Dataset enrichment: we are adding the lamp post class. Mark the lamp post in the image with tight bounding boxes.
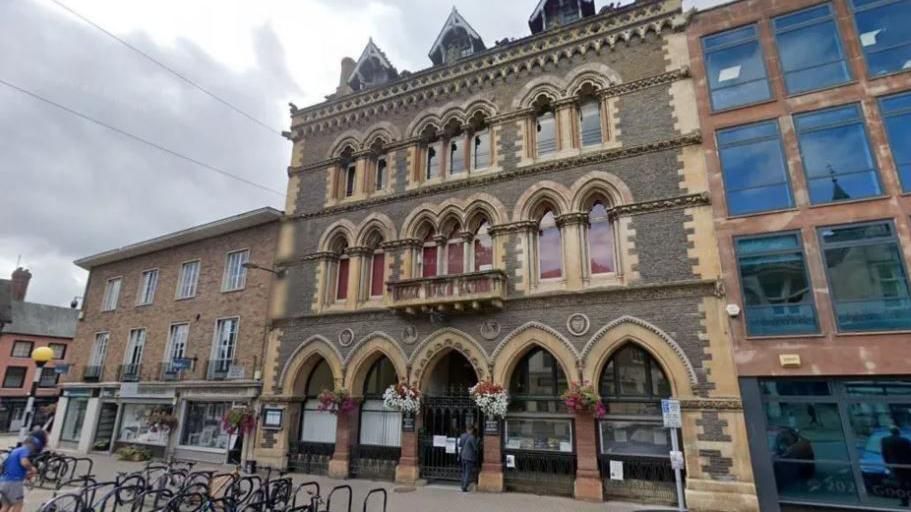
[19,346,54,441]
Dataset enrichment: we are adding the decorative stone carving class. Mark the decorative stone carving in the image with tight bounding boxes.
[479,320,501,340]
[338,328,355,347]
[566,313,591,337]
[402,325,418,345]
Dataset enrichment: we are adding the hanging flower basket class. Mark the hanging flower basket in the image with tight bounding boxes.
[146,408,179,432]
[561,382,606,419]
[382,382,422,414]
[469,380,509,419]
[222,405,256,435]
[317,388,359,415]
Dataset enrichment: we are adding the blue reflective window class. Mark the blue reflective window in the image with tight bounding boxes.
[718,120,794,215]
[850,0,911,77]
[880,91,911,192]
[702,25,772,111]
[736,233,818,336]
[794,104,882,204]
[819,221,911,332]
[773,4,851,94]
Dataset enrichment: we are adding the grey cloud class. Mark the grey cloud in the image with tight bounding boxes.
[0,0,297,305]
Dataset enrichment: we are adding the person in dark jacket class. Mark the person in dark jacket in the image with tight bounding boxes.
[458,425,479,492]
[882,426,911,506]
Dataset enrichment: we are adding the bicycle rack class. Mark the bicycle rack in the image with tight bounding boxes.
[326,484,353,512]
[363,488,388,512]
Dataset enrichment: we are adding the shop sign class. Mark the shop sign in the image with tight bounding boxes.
[662,399,681,429]
[484,418,500,435]
[172,358,193,370]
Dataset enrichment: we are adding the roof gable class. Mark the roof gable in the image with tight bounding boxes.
[348,39,398,91]
[428,7,486,66]
[529,0,596,34]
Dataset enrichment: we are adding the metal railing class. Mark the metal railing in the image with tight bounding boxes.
[117,364,141,382]
[349,445,400,481]
[598,453,679,505]
[159,360,195,381]
[503,449,576,496]
[206,358,233,380]
[288,441,334,476]
[82,365,102,381]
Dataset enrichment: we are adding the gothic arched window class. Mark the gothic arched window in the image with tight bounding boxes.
[588,202,615,275]
[538,210,562,279]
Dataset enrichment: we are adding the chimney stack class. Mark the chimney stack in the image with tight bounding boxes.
[336,57,356,96]
[11,267,31,302]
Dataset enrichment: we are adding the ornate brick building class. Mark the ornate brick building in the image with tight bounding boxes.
[255,0,757,509]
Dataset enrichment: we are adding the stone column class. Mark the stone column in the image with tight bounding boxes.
[478,425,504,492]
[395,414,419,484]
[329,409,357,478]
[557,212,587,289]
[573,411,604,502]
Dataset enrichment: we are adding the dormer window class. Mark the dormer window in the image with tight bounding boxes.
[347,39,398,92]
[528,0,595,34]
[428,8,486,66]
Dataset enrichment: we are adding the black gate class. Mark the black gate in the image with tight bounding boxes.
[288,441,334,475]
[419,394,483,482]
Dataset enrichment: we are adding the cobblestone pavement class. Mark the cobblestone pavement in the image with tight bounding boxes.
[2,436,676,511]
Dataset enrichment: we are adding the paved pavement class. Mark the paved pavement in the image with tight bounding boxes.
[2,434,675,511]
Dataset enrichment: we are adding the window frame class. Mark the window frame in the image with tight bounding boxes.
[793,102,883,205]
[472,128,491,170]
[817,219,911,332]
[374,155,387,192]
[772,2,852,96]
[701,23,773,112]
[537,210,563,281]
[124,328,147,366]
[11,340,34,358]
[211,316,240,364]
[101,276,122,312]
[2,366,27,388]
[176,259,201,300]
[535,110,558,157]
[38,367,59,388]
[878,90,911,192]
[136,268,159,306]
[222,249,250,292]
[733,230,820,336]
[587,202,617,276]
[848,0,911,78]
[716,118,796,216]
[49,343,67,360]
[345,162,357,197]
[166,322,190,362]
[578,97,604,147]
[369,250,385,298]
[89,331,110,367]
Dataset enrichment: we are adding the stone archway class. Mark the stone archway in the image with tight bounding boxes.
[492,322,579,387]
[344,335,408,395]
[409,328,490,389]
[280,336,344,395]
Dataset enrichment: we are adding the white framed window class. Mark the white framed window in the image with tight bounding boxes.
[222,250,249,291]
[49,343,66,360]
[136,269,159,305]
[212,317,239,363]
[124,328,146,366]
[89,332,109,366]
[176,260,200,299]
[101,277,122,311]
[11,340,33,358]
[166,323,189,361]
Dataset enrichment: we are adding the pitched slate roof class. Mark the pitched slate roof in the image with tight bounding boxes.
[347,39,398,91]
[6,301,78,339]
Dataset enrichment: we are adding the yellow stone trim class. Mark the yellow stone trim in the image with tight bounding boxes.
[410,328,491,388]
[343,335,409,393]
[492,323,579,385]
[279,335,345,394]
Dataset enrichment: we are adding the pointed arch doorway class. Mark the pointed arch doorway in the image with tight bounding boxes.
[419,349,483,482]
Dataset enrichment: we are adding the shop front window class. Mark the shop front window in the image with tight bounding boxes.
[118,404,172,446]
[61,399,88,442]
[300,359,337,444]
[757,378,911,509]
[504,418,573,452]
[180,402,230,450]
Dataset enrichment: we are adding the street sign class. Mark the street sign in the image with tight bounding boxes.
[172,358,192,370]
[227,365,245,380]
[53,364,70,375]
[670,450,685,470]
[662,399,681,428]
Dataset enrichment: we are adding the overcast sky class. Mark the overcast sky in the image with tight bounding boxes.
[0,0,724,306]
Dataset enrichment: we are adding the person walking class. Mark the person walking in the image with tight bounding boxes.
[458,425,479,492]
[0,436,38,512]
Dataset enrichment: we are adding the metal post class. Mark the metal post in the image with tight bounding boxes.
[670,427,686,512]
[18,367,43,441]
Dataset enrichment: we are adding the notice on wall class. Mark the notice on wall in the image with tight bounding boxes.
[609,460,624,481]
[559,441,572,453]
[433,435,447,448]
[445,438,457,454]
[505,454,516,469]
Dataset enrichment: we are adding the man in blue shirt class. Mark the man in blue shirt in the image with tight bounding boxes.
[458,425,479,492]
[0,437,38,512]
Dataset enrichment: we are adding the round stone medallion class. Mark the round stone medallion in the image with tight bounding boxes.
[567,313,590,337]
[338,328,355,347]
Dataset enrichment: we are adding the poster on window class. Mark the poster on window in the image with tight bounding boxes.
[118,404,170,446]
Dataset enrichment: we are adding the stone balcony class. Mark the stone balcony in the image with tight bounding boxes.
[387,270,507,314]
